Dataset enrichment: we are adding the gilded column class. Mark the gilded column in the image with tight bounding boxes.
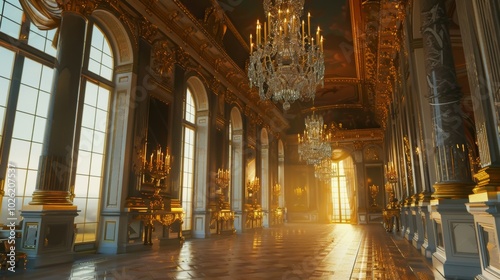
[465,0,500,194]
[421,1,480,278]
[457,1,500,279]
[421,0,475,197]
[18,0,93,267]
[30,11,89,205]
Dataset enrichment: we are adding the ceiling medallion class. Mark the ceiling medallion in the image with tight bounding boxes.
[247,0,325,110]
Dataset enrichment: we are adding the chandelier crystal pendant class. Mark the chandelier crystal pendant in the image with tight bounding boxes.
[247,0,325,110]
[314,158,335,181]
[297,111,331,165]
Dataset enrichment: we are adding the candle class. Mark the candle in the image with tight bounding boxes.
[250,34,253,53]
[256,20,260,45]
[268,12,271,35]
[320,35,324,52]
[264,22,267,44]
[150,153,153,168]
[316,26,320,48]
[302,20,305,47]
[284,18,287,36]
[308,12,311,38]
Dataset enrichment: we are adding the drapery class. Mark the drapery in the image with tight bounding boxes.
[19,0,61,30]
[342,156,356,224]
[331,149,357,223]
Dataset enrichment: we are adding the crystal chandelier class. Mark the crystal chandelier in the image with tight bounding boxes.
[314,158,335,181]
[297,111,331,165]
[247,0,325,110]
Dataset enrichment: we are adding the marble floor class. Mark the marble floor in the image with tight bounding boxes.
[1,223,439,279]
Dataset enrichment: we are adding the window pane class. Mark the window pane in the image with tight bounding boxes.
[25,170,38,197]
[87,176,101,198]
[76,150,91,175]
[82,104,96,128]
[0,1,22,39]
[21,59,42,88]
[87,25,113,81]
[40,66,54,92]
[28,142,42,170]
[17,85,38,114]
[84,82,98,106]
[36,91,50,116]
[0,46,15,79]
[90,153,103,176]
[28,25,56,56]
[0,78,11,106]
[12,112,34,140]
[74,175,89,197]
[13,169,27,196]
[8,139,30,169]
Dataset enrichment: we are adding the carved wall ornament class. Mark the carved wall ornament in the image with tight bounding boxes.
[353,141,364,151]
[57,0,96,15]
[224,90,236,104]
[183,26,196,40]
[403,136,414,190]
[139,17,158,44]
[203,4,227,42]
[364,145,380,161]
[151,40,175,81]
[209,77,222,95]
[175,47,191,69]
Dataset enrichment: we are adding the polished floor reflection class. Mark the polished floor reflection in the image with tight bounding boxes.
[2,223,438,279]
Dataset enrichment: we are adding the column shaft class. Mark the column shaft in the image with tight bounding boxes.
[420,0,474,198]
[31,11,88,205]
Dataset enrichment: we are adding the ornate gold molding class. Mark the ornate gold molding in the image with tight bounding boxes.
[473,166,500,194]
[152,40,175,81]
[432,182,475,199]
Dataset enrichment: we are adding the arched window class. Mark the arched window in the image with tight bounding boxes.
[73,24,114,244]
[181,88,196,231]
[0,0,56,222]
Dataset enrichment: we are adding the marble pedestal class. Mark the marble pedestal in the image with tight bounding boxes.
[467,192,500,280]
[430,199,481,279]
[20,205,78,268]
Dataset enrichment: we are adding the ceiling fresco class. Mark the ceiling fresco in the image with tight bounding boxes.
[180,0,381,133]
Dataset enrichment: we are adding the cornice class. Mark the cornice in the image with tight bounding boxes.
[134,0,289,134]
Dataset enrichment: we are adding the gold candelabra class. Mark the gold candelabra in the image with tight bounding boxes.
[385,162,398,183]
[137,142,171,188]
[247,177,260,206]
[272,183,281,206]
[216,168,230,209]
[385,182,398,209]
[369,184,379,207]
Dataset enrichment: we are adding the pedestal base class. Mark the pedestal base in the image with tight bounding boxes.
[419,201,436,259]
[20,205,78,268]
[467,192,500,280]
[430,199,480,279]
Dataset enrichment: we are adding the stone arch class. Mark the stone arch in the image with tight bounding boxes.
[92,10,134,66]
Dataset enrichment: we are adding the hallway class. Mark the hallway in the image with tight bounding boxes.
[3,223,438,279]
